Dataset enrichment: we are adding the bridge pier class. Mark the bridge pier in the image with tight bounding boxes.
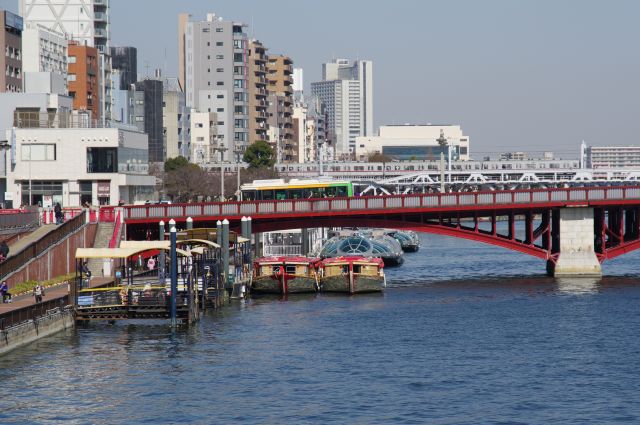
[548,207,602,277]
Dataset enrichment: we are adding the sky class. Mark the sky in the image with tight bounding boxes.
[4,0,640,158]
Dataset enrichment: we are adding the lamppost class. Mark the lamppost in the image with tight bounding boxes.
[211,142,227,202]
[436,129,448,193]
[234,147,243,201]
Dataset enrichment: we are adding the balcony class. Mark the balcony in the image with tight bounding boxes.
[94,28,108,38]
[94,11,107,21]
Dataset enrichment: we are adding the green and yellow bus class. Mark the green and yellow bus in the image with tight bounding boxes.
[240,179,354,201]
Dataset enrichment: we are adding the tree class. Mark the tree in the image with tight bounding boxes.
[164,163,214,202]
[164,156,190,172]
[367,152,393,163]
[243,140,275,169]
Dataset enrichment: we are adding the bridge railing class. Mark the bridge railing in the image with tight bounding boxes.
[122,186,640,220]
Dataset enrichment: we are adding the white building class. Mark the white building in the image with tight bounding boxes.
[21,0,112,124]
[21,22,67,95]
[584,144,640,169]
[190,109,217,165]
[182,13,248,156]
[310,59,373,158]
[355,124,470,162]
[5,125,154,207]
[163,77,190,160]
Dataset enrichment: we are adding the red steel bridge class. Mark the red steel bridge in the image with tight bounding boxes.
[122,185,640,274]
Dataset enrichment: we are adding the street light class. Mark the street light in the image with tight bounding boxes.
[436,129,448,193]
[211,142,227,202]
[234,147,243,201]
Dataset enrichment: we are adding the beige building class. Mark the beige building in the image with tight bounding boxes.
[247,40,268,145]
[190,109,217,165]
[355,124,470,162]
[266,54,295,162]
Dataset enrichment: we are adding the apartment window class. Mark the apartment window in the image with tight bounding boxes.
[216,42,223,46]
[216,28,223,32]
[207,42,210,46]
[216,94,224,99]
[217,121,224,126]
[216,55,224,59]
[233,79,245,88]
[202,28,210,33]
[233,66,244,75]
[196,123,203,128]
[196,137,204,141]
[67,74,76,82]
[68,56,76,64]
[21,144,56,161]
[86,147,117,173]
[233,53,243,62]
[217,108,224,112]
[233,40,244,49]
[216,68,224,72]
[207,68,210,73]
[135,116,144,122]
[216,81,224,86]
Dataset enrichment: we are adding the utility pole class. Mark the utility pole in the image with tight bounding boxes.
[234,147,243,201]
[436,129,448,193]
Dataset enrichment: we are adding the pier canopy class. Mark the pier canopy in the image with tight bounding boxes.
[75,246,192,259]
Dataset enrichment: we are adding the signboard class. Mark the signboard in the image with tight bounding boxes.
[4,192,12,201]
[97,181,110,197]
[43,195,53,208]
[77,295,94,306]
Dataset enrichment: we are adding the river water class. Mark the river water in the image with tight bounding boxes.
[2,234,640,424]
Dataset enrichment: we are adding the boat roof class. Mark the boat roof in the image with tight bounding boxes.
[321,256,385,266]
[254,256,319,264]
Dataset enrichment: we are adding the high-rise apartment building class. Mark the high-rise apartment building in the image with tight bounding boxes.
[266,54,295,162]
[0,10,23,93]
[247,40,268,145]
[67,41,99,121]
[21,0,112,122]
[311,58,373,158]
[182,13,249,159]
[111,46,137,90]
[163,77,190,160]
[21,22,67,94]
[134,79,164,163]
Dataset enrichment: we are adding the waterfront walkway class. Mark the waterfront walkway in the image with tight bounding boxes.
[0,277,112,315]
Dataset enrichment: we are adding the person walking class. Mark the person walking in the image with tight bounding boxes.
[0,281,11,303]
[33,283,45,303]
[0,240,9,261]
[147,256,156,271]
[54,202,63,225]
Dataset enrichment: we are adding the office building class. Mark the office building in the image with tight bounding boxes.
[21,22,67,94]
[134,78,164,163]
[247,39,268,144]
[266,54,295,162]
[21,0,112,123]
[311,59,373,158]
[182,13,249,158]
[354,124,470,162]
[67,41,100,123]
[110,46,137,90]
[1,10,23,93]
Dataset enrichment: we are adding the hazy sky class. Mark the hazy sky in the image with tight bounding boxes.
[5,0,640,157]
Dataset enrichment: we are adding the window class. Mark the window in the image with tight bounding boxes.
[233,53,243,62]
[217,108,224,112]
[216,81,224,86]
[233,79,245,88]
[196,137,204,141]
[217,121,224,126]
[216,41,223,46]
[207,42,210,46]
[216,68,224,72]
[216,28,223,32]
[68,56,76,64]
[67,74,76,82]
[216,55,224,59]
[202,28,210,33]
[86,147,117,173]
[21,144,56,161]
[216,94,224,99]
[135,116,144,122]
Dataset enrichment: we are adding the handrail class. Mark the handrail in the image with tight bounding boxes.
[122,185,640,221]
[0,213,86,281]
[109,211,122,248]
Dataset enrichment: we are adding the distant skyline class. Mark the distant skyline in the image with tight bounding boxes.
[6,0,640,157]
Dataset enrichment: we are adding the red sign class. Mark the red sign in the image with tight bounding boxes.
[97,181,110,197]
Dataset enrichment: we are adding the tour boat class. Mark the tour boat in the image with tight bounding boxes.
[251,256,321,294]
[319,230,404,266]
[319,256,386,294]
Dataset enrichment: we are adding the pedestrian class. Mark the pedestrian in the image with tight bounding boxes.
[0,280,11,303]
[0,240,9,261]
[82,261,92,282]
[33,283,45,303]
[54,202,63,224]
[147,256,156,271]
